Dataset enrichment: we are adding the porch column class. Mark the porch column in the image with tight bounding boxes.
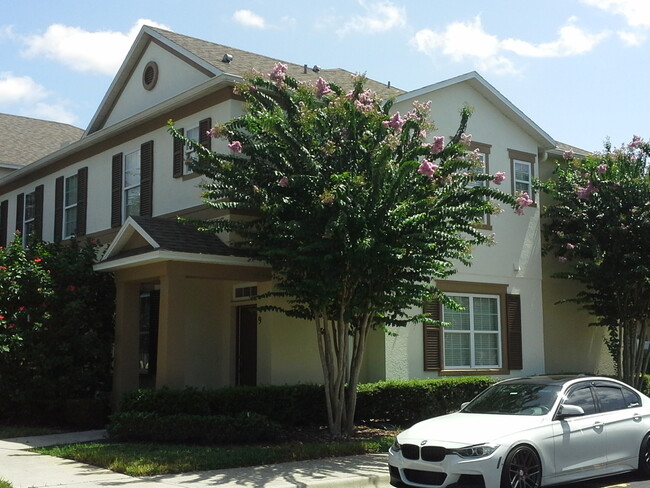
[112,279,141,409]
[156,263,186,388]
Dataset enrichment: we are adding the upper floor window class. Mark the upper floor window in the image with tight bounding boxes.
[184,126,200,175]
[111,141,153,228]
[63,174,78,239]
[23,191,36,245]
[124,148,141,220]
[173,117,211,178]
[508,149,536,203]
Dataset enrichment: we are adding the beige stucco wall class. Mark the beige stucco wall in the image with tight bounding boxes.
[385,80,547,380]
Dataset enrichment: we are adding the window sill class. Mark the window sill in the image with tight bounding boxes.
[439,368,509,376]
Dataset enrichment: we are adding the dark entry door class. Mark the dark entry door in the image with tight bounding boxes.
[139,290,159,388]
[236,305,257,386]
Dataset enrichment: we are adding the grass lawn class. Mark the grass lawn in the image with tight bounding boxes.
[35,436,394,477]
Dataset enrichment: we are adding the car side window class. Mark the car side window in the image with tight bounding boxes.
[565,386,597,415]
[594,385,627,412]
[622,387,641,408]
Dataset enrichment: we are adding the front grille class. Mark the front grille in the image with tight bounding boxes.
[401,443,447,461]
[421,446,446,462]
[402,443,421,460]
[404,469,447,486]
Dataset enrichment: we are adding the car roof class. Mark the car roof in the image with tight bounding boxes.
[497,375,612,387]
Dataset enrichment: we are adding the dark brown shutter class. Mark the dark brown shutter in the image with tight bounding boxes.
[0,200,8,248]
[199,117,212,151]
[76,167,88,236]
[140,140,154,217]
[111,153,123,228]
[506,294,523,370]
[423,300,442,371]
[34,184,44,241]
[54,176,64,242]
[15,193,24,236]
[173,127,184,178]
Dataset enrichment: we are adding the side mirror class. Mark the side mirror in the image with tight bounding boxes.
[460,402,470,410]
[557,404,585,419]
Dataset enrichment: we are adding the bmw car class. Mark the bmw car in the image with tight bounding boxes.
[388,375,650,488]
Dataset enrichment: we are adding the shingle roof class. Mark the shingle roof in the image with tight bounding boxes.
[0,113,83,167]
[150,27,404,101]
[131,216,249,257]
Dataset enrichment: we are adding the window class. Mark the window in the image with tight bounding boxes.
[124,149,141,220]
[173,118,211,178]
[594,385,627,412]
[514,160,532,195]
[443,294,501,368]
[111,141,153,228]
[184,126,199,174]
[55,168,87,241]
[63,174,78,238]
[565,385,597,415]
[15,186,43,246]
[508,149,536,203]
[467,142,491,227]
[423,281,522,373]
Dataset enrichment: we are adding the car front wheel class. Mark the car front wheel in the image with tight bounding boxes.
[638,432,650,477]
[501,445,542,488]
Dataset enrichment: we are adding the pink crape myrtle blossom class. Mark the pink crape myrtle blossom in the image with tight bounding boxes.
[515,191,533,215]
[268,63,288,84]
[563,150,574,160]
[315,77,333,98]
[628,135,644,149]
[577,181,598,200]
[430,136,445,155]
[418,159,439,178]
[558,256,568,263]
[460,133,472,146]
[278,176,289,187]
[597,163,608,174]
[492,172,506,185]
[228,141,243,153]
[383,112,405,131]
[566,243,575,250]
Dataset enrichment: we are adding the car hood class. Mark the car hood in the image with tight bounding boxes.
[397,412,547,448]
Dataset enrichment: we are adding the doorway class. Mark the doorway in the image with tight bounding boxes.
[236,305,257,386]
[138,289,159,388]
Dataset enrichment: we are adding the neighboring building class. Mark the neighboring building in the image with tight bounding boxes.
[0,26,612,406]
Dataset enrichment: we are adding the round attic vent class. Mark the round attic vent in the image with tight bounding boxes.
[142,61,159,91]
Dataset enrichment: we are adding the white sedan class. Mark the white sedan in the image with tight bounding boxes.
[388,375,650,488]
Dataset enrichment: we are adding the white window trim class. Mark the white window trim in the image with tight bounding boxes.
[184,126,200,175]
[123,148,141,220]
[63,174,78,239]
[513,159,532,196]
[442,293,502,370]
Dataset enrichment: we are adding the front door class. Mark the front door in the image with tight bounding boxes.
[236,305,257,386]
[138,289,159,389]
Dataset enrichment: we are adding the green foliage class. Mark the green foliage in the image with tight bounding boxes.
[0,235,115,423]
[108,411,281,444]
[536,139,650,388]
[355,376,496,424]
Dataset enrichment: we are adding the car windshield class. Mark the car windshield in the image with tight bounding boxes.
[463,383,561,415]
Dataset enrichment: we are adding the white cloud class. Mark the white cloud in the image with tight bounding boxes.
[618,30,647,45]
[412,16,606,75]
[501,22,608,57]
[30,102,77,125]
[582,0,650,28]
[233,10,268,29]
[0,73,48,104]
[338,0,407,35]
[21,18,170,76]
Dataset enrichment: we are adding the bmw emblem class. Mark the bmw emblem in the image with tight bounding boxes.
[421,440,427,446]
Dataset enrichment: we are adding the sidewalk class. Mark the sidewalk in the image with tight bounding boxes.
[0,430,390,488]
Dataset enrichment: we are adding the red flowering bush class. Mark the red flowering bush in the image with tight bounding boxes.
[0,235,115,424]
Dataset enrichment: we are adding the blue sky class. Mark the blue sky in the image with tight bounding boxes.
[1,0,648,152]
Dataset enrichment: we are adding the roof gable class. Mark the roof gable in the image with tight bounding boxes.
[397,72,555,150]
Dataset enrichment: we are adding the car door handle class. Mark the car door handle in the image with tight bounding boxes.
[593,421,604,430]
[633,413,642,421]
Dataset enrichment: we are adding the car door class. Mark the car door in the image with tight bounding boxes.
[551,383,609,483]
[593,382,647,470]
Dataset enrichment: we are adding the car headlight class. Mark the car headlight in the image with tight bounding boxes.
[391,438,401,452]
[451,443,499,458]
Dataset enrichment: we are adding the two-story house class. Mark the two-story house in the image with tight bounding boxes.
[0,25,612,405]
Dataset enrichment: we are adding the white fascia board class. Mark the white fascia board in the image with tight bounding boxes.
[93,250,267,272]
[397,71,556,150]
[101,216,160,261]
[0,73,239,189]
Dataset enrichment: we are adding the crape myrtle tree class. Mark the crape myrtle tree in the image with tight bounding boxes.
[171,65,531,436]
[0,234,115,423]
[536,138,650,390]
